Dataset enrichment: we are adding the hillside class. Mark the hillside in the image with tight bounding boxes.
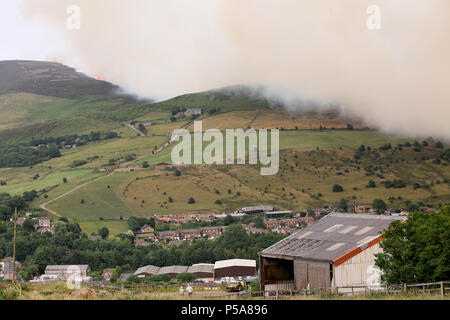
[0,60,448,236]
[0,60,117,99]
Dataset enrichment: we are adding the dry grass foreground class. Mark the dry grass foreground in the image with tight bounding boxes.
[0,282,448,300]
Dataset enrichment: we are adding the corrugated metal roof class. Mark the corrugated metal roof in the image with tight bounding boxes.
[157,266,189,275]
[134,265,160,276]
[187,264,214,274]
[260,213,405,262]
[214,259,256,269]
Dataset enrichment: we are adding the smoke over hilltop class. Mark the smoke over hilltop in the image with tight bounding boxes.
[21,0,450,139]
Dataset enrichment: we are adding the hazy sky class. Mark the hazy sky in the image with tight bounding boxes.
[1,1,449,139]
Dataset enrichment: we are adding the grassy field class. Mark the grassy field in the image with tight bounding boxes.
[77,219,129,236]
[0,89,447,235]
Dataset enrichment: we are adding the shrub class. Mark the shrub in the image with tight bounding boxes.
[332,184,344,192]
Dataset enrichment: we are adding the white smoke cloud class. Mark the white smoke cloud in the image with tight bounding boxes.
[19,0,450,139]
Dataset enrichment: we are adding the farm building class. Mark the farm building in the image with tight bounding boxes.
[187,264,215,280]
[134,265,161,278]
[157,266,189,279]
[214,259,257,279]
[45,265,91,278]
[241,206,274,214]
[259,213,405,292]
[263,211,292,219]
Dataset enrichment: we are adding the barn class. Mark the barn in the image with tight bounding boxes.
[45,265,91,278]
[134,265,160,278]
[157,266,189,279]
[214,259,257,279]
[187,264,214,280]
[259,213,405,292]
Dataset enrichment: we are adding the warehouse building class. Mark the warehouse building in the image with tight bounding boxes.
[187,264,214,280]
[134,265,160,278]
[259,213,405,292]
[45,265,91,278]
[241,206,273,214]
[157,266,189,279]
[214,259,257,280]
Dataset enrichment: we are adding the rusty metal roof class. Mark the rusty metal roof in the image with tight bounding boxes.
[260,213,405,262]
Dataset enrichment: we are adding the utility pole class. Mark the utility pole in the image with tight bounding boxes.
[12,207,17,282]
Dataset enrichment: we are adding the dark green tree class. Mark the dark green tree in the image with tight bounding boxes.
[372,199,387,214]
[375,206,450,284]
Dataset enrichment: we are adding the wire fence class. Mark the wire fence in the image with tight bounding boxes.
[89,280,449,299]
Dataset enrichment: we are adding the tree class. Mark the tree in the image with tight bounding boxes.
[224,215,236,226]
[338,199,348,212]
[375,206,450,284]
[435,141,444,149]
[372,199,387,214]
[332,184,344,192]
[138,123,147,134]
[367,180,377,188]
[188,197,195,204]
[98,227,109,239]
[254,217,265,229]
[142,161,149,168]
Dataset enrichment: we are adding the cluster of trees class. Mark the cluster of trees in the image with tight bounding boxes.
[127,216,156,233]
[0,192,37,221]
[375,205,449,284]
[30,131,119,147]
[0,144,61,168]
[0,219,285,281]
[384,180,406,189]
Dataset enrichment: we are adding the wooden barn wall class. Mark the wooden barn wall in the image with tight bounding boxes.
[307,261,330,290]
[293,260,307,290]
[333,243,382,287]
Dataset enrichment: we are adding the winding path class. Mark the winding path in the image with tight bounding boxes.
[39,135,174,218]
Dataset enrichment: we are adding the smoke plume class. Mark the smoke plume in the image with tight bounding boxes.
[20,0,450,139]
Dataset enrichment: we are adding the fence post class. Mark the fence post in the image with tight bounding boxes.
[441,282,445,298]
[385,285,389,295]
[276,290,279,300]
[351,286,354,295]
[403,283,407,293]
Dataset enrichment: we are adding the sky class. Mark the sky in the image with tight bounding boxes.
[1,0,449,139]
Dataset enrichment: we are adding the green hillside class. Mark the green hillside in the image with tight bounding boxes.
[0,60,448,237]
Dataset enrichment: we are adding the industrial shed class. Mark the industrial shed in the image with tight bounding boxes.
[187,264,214,279]
[157,266,189,279]
[214,259,257,279]
[134,265,161,278]
[45,265,91,278]
[259,213,405,291]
